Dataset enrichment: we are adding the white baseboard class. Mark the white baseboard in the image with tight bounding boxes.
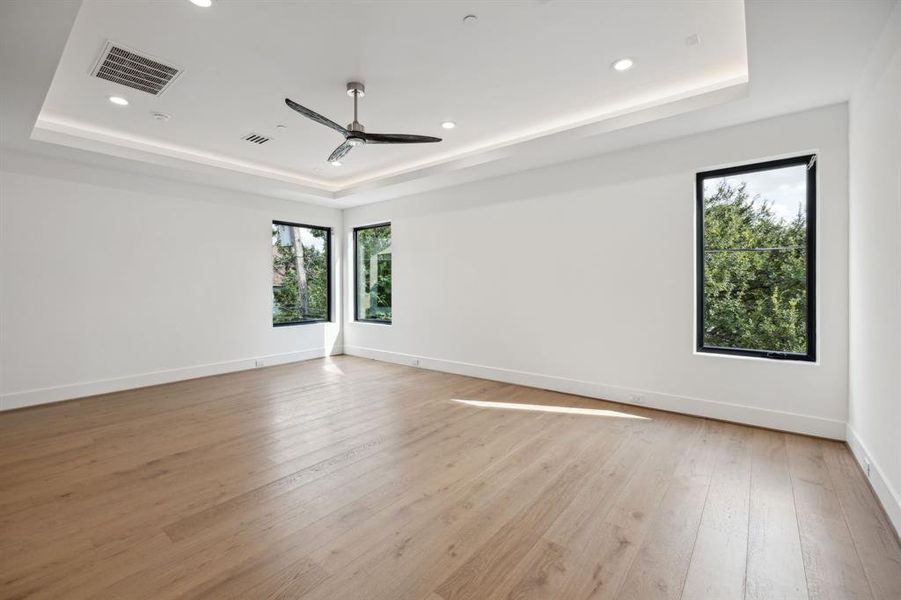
[0,346,339,411]
[344,345,846,440]
[845,424,901,536]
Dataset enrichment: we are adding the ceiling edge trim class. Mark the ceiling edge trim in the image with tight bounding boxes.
[31,73,748,201]
[336,77,751,201]
[31,114,339,196]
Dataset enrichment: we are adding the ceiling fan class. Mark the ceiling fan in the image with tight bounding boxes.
[285,82,442,164]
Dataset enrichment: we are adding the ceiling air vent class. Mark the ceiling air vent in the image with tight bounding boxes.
[242,133,271,145]
[91,41,181,96]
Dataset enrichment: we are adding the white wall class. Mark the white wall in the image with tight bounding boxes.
[0,151,342,410]
[848,2,901,532]
[344,104,849,439]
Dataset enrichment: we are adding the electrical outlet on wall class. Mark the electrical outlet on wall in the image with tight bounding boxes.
[629,394,645,405]
[254,359,264,368]
[411,359,420,367]
[864,457,872,477]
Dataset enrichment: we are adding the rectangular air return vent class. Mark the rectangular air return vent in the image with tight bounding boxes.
[91,41,181,96]
[242,133,271,145]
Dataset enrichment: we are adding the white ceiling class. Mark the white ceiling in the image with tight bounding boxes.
[33,0,747,195]
[2,1,897,207]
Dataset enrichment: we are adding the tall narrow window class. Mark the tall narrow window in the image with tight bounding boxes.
[696,155,816,361]
[354,223,392,323]
[272,221,331,326]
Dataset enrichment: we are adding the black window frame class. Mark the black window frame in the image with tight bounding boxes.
[695,154,817,362]
[353,222,392,325]
[271,220,332,327]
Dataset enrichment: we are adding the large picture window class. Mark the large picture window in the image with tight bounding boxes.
[272,221,331,326]
[354,223,392,323]
[696,155,816,361]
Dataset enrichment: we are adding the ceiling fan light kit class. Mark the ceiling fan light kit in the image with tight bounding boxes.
[285,81,442,164]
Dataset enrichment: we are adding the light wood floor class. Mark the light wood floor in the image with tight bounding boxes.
[1,357,899,600]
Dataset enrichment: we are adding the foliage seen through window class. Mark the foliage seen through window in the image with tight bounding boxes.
[355,224,392,322]
[698,157,815,360]
[272,222,330,325]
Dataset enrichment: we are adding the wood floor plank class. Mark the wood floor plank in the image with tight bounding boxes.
[1,387,460,561]
[578,415,706,600]
[164,412,544,599]
[4,395,502,597]
[1,356,899,600]
[821,440,901,600]
[680,422,753,600]
[432,424,625,600]
[298,415,617,600]
[54,393,546,599]
[0,369,419,506]
[745,428,809,600]
[482,412,704,600]
[615,419,726,600]
[786,434,875,600]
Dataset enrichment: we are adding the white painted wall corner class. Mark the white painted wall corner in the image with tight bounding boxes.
[846,424,901,536]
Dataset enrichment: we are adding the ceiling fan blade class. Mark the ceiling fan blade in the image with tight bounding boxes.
[327,140,354,163]
[362,133,442,144]
[285,98,348,135]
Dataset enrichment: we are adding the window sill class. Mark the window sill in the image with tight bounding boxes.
[353,319,392,326]
[273,320,330,328]
[693,350,819,366]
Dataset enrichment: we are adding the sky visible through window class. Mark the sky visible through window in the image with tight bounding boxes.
[297,227,325,252]
[703,164,807,223]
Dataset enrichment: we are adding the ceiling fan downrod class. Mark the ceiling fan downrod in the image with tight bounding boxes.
[346,81,365,134]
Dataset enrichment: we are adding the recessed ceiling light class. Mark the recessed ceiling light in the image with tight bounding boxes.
[441,121,456,130]
[462,14,478,23]
[330,160,342,167]
[276,124,287,130]
[189,0,212,7]
[108,95,129,106]
[151,111,171,122]
[611,58,634,72]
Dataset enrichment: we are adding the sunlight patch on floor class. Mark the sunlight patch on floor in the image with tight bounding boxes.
[322,360,345,375]
[450,399,650,419]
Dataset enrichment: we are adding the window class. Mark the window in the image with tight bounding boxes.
[696,155,816,361]
[272,221,331,326]
[354,223,392,323]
